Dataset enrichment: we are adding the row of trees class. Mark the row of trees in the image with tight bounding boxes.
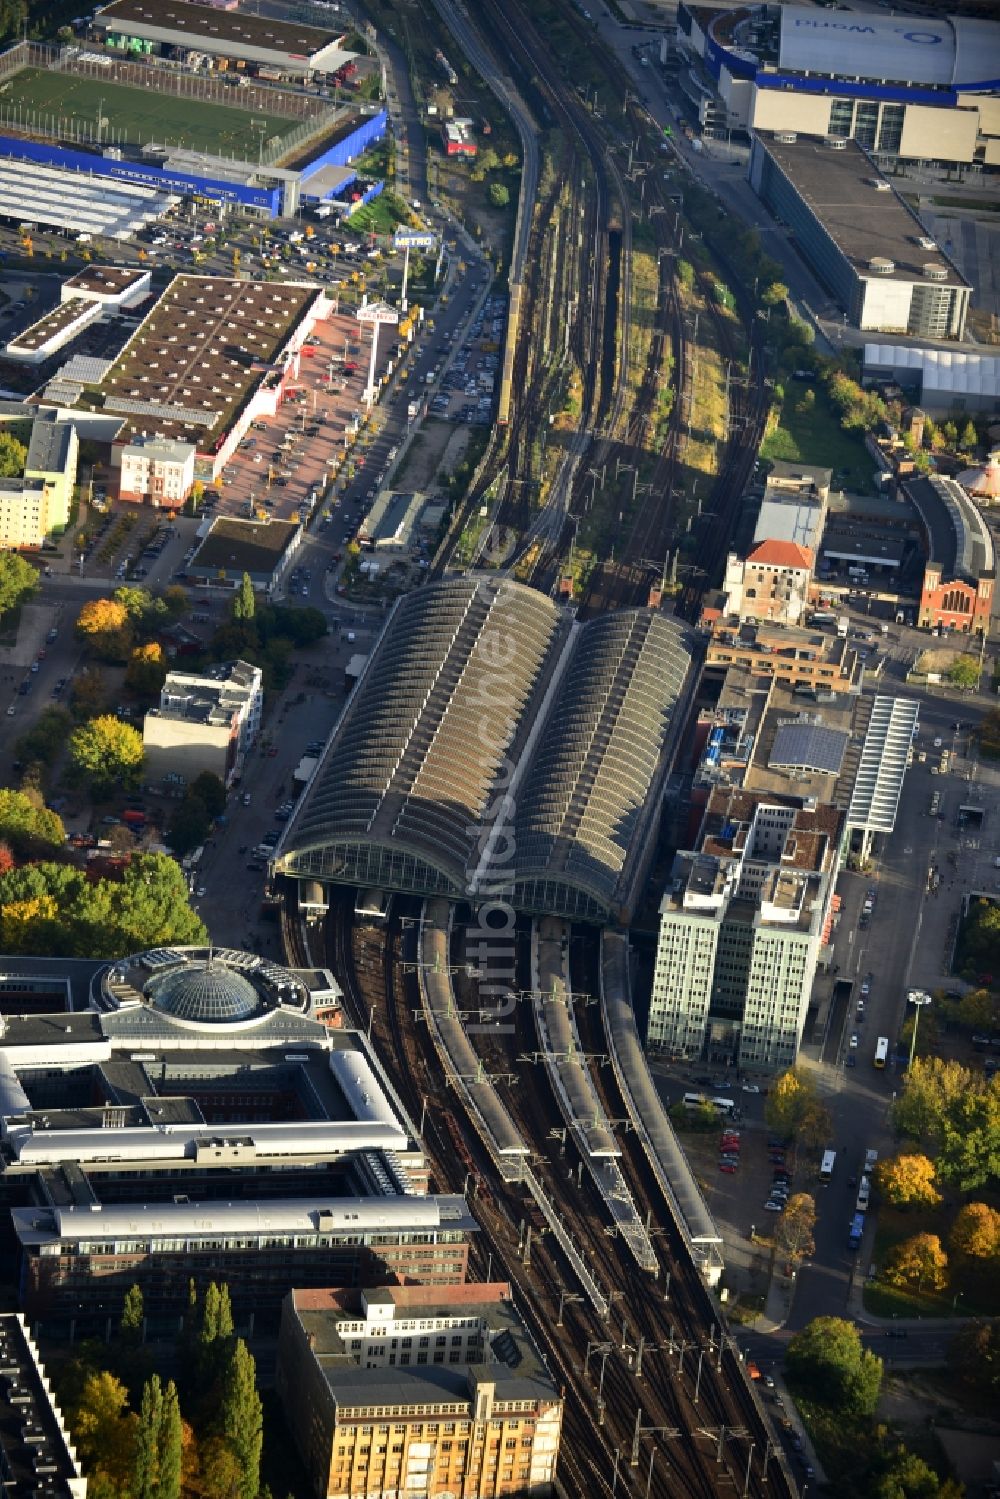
[0,849,206,956]
[890,1057,1000,1192]
[786,1318,961,1499]
[66,1283,263,1499]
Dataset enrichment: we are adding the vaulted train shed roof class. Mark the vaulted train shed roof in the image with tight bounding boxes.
[276,578,694,924]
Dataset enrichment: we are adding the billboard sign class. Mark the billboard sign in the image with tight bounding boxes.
[394,230,436,250]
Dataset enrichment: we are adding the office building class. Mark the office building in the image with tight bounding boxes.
[0,945,476,1327]
[648,786,845,1071]
[143,659,263,787]
[749,133,971,339]
[277,1283,563,1497]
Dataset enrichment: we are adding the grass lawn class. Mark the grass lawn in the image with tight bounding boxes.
[761,381,874,493]
[1,67,292,156]
[348,191,409,237]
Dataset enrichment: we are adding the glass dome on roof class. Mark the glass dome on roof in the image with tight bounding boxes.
[146,960,262,1024]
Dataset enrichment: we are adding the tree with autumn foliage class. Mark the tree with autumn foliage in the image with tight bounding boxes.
[67,1370,138,1498]
[776,1193,817,1263]
[950,1201,1000,1262]
[875,1153,941,1209]
[764,1067,830,1147]
[882,1232,948,1293]
[125,641,168,698]
[68,714,144,794]
[75,596,133,661]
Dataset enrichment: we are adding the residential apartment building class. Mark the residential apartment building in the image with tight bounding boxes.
[0,408,79,548]
[277,1283,563,1498]
[118,436,196,508]
[649,787,845,1072]
[143,659,263,788]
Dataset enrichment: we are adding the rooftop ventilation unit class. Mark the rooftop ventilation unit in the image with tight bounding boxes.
[776,131,797,143]
[824,135,848,149]
[873,180,892,192]
[869,257,895,275]
[923,263,948,281]
[917,236,936,250]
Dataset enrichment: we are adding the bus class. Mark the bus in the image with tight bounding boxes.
[819,1149,836,1184]
[848,1212,865,1250]
[874,1036,889,1070]
[682,1093,735,1117]
[856,1177,871,1213]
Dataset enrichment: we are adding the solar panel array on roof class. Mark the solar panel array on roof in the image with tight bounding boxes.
[770,722,849,775]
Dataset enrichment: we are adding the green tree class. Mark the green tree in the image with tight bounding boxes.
[159,1380,183,1499]
[947,655,979,690]
[786,1316,883,1416]
[70,665,108,721]
[936,1081,1000,1191]
[959,899,1000,979]
[942,420,958,448]
[190,772,227,822]
[232,572,256,622]
[677,259,695,291]
[120,1284,144,1346]
[959,419,978,452]
[948,1318,1000,1396]
[133,1374,163,1499]
[219,1340,263,1499]
[162,585,189,622]
[15,705,73,769]
[875,1153,941,1209]
[488,181,510,208]
[0,550,38,616]
[0,429,27,478]
[113,585,155,623]
[68,715,144,794]
[761,280,789,306]
[167,797,212,858]
[0,788,65,856]
[891,1057,973,1144]
[872,1446,944,1499]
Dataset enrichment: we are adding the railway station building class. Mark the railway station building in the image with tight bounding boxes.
[275,576,696,926]
[278,1284,563,1498]
[0,945,477,1330]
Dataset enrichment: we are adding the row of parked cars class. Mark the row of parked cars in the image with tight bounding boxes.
[764,1138,792,1212]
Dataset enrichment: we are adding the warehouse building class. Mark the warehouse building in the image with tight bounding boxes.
[749,133,971,338]
[94,0,351,76]
[62,273,324,487]
[863,343,1000,418]
[278,1283,563,1499]
[677,3,1000,173]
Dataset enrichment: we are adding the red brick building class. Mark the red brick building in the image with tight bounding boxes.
[908,476,995,636]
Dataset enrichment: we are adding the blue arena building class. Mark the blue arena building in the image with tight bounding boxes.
[675,3,1000,174]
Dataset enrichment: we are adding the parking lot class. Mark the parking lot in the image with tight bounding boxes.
[426,294,506,426]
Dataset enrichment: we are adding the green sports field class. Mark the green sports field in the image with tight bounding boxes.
[0,67,293,157]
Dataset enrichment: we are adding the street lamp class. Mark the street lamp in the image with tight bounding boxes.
[906,990,932,1070]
